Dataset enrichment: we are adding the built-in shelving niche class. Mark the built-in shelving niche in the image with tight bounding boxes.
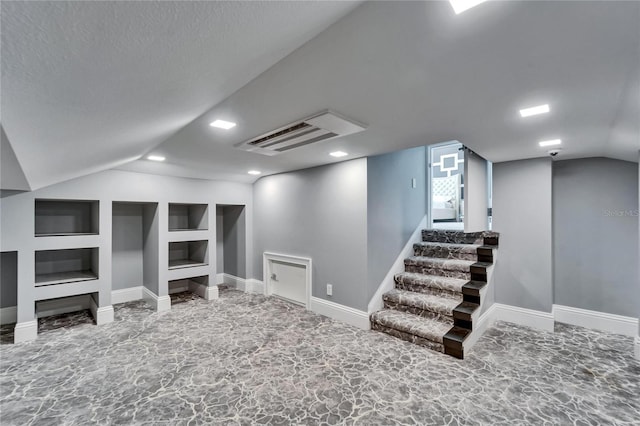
[112,202,159,294]
[168,275,209,303]
[35,248,99,287]
[1,251,18,310]
[168,240,208,270]
[35,199,99,237]
[168,203,208,231]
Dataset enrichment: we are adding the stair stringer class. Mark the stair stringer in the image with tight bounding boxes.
[462,248,498,354]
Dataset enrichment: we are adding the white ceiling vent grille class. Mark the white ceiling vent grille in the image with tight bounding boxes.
[234,110,366,156]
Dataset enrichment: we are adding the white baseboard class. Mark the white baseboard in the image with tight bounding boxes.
[0,306,17,325]
[368,216,427,313]
[216,273,224,284]
[246,278,265,294]
[89,296,114,325]
[223,273,264,294]
[142,287,171,312]
[112,286,144,304]
[552,304,639,337]
[14,320,37,343]
[464,303,497,352]
[493,303,555,332]
[310,296,370,330]
[635,336,640,361]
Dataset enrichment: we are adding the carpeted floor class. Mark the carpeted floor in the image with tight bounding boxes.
[0,289,638,425]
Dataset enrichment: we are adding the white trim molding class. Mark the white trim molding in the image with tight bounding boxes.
[0,306,17,325]
[216,273,225,285]
[368,216,426,313]
[111,286,144,304]
[89,297,114,325]
[635,336,640,361]
[492,303,555,332]
[263,252,312,308]
[552,305,639,337]
[222,273,264,294]
[142,287,171,312]
[14,320,38,343]
[310,296,370,330]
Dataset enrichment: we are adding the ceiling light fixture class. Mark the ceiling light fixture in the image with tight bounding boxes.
[147,155,166,162]
[538,139,562,147]
[449,0,488,14]
[330,151,348,158]
[209,119,237,130]
[520,104,550,118]
[247,170,261,175]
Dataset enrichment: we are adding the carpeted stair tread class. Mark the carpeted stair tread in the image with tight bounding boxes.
[405,256,474,272]
[383,289,461,316]
[370,309,452,344]
[395,272,468,294]
[413,242,480,261]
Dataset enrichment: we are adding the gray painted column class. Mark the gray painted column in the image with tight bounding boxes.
[637,151,640,361]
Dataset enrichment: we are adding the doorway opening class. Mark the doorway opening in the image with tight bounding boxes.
[216,205,247,289]
[428,141,464,230]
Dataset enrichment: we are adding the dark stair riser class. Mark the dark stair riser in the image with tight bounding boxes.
[382,299,455,324]
[413,244,478,261]
[443,327,471,359]
[371,322,444,353]
[405,264,470,280]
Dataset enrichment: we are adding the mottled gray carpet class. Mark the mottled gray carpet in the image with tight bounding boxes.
[1,289,638,425]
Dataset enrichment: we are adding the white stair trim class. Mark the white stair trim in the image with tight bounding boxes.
[368,215,427,313]
[463,303,497,352]
[223,273,264,295]
[310,296,370,330]
[552,304,638,337]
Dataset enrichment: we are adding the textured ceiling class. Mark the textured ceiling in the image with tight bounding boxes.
[2,1,639,189]
[0,0,361,189]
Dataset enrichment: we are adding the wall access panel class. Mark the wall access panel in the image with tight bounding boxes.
[35,199,99,236]
[168,240,208,270]
[35,248,99,286]
[168,203,208,231]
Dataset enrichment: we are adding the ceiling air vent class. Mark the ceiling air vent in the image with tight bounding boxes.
[234,110,366,156]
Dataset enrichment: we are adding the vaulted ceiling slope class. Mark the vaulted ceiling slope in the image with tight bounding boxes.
[0,1,361,190]
[2,1,639,190]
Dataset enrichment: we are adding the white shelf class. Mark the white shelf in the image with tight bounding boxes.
[169,228,207,232]
[168,260,208,270]
[35,270,98,287]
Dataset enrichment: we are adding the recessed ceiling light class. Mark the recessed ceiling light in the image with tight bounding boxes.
[449,0,488,14]
[248,170,261,175]
[147,155,166,162]
[209,119,237,130]
[539,139,562,147]
[330,151,348,158]
[520,104,550,118]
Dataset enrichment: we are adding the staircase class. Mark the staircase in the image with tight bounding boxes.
[370,229,499,359]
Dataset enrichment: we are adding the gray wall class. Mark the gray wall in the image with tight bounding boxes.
[112,203,144,290]
[464,151,489,232]
[223,205,246,279]
[253,159,368,310]
[367,147,425,301]
[1,251,18,308]
[493,158,553,312]
[142,204,160,294]
[216,206,224,272]
[1,126,30,191]
[553,158,639,317]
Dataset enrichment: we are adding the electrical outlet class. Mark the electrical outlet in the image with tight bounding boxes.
[326,284,333,296]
